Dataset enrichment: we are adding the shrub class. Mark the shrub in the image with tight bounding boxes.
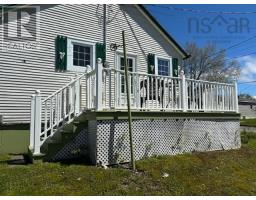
[241,134,249,144]
[241,131,256,144]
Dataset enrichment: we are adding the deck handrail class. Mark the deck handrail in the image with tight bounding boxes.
[42,74,85,103]
[42,68,96,103]
[29,65,96,155]
[103,67,182,79]
[185,78,234,86]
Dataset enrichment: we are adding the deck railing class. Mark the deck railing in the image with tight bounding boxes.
[101,65,238,113]
[102,67,184,111]
[185,78,237,112]
[29,58,238,155]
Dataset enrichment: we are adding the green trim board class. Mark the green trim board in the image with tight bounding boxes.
[96,43,106,63]
[83,110,240,121]
[147,53,155,74]
[0,123,30,130]
[55,35,67,71]
[172,58,179,77]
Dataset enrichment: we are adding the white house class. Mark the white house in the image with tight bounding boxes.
[0,4,240,164]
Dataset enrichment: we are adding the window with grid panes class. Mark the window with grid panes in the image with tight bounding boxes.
[120,57,134,94]
[157,58,170,76]
[73,44,92,67]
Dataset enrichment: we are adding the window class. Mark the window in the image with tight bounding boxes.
[73,44,91,67]
[157,58,170,76]
[117,55,136,94]
[67,38,95,72]
[120,57,133,72]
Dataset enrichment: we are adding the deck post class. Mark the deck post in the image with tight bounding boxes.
[69,77,73,118]
[33,90,41,155]
[96,58,103,111]
[180,70,187,112]
[234,80,239,113]
[75,74,80,115]
[29,94,36,151]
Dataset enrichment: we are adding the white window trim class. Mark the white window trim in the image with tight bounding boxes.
[115,52,137,98]
[67,38,96,72]
[115,50,138,71]
[155,56,172,77]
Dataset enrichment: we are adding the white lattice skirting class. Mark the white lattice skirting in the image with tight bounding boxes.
[88,118,240,165]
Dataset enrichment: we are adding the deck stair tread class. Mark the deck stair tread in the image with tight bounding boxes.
[38,112,89,162]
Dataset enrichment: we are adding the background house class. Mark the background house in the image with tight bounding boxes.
[238,95,256,119]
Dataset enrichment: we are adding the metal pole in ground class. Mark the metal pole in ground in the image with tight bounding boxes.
[103,4,107,58]
[122,30,135,171]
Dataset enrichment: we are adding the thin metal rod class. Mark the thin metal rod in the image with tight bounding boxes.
[103,4,107,58]
[122,30,135,171]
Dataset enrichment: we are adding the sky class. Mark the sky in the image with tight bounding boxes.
[145,4,256,97]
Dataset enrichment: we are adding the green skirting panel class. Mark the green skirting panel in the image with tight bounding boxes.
[0,130,29,154]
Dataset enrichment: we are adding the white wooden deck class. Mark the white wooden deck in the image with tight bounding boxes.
[29,58,239,155]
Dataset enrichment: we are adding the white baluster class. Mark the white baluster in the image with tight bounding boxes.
[44,101,47,140]
[136,74,139,109]
[50,98,53,136]
[75,74,80,115]
[109,68,112,109]
[180,70,187,111]
[199,82,202,110]
[163,77,166,110]
[171,79,174,109]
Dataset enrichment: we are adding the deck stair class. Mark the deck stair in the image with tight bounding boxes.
[28,64,96,162]
[44,121,88,161]
[40,112,89,161]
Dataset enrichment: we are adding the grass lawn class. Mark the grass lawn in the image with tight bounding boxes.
[0,134,256,195]
[240,118,256,127]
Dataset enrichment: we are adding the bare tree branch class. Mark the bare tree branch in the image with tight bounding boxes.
[184,42,241,82]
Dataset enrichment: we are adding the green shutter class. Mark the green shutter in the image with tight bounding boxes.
[147,53,155,74]
[96,43,106,63]
[172,58,179,77]
[55,35,67,71]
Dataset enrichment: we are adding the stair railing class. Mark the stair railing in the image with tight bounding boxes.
[29,65,96,155]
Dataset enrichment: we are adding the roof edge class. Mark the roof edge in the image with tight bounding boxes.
[137,4,189,59]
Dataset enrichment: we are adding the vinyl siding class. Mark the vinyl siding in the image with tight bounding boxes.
[0,4,183,124]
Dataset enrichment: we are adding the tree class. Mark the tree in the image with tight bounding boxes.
[183,42,241,82]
